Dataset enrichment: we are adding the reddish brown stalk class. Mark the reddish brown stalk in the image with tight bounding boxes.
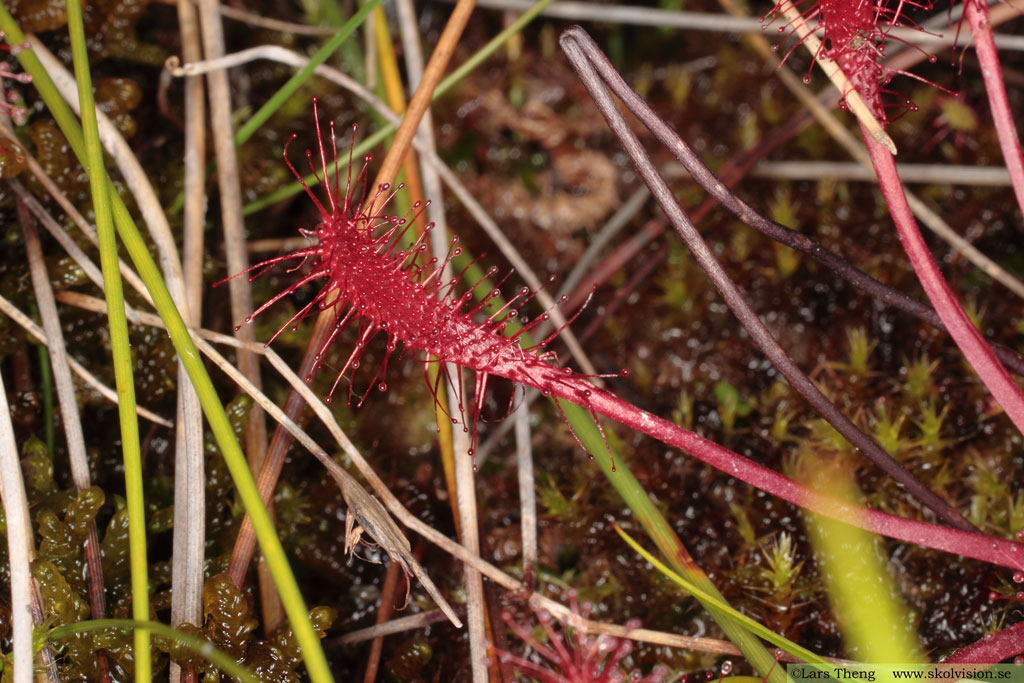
[362,559,402,683]
[962,0,1024,216]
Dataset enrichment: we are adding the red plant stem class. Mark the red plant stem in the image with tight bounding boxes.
[562,25,973,531]
[862,124,1024,434]
[943,622,1024,663]
[568,383,1024,571]
[226,323,327,587]
[964,0,1024,217]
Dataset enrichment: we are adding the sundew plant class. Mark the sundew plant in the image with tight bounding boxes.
[0,0,1023,681]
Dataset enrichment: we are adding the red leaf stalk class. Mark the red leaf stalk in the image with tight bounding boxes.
[962,0,1024,216]
[226,111,1024,572]
[862,127,1024,434]
[942,620,1024,663]
[773,1,1024,433]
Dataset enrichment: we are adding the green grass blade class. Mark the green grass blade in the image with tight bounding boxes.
[62,1,149,678]
[48,619,259,683]
[234,0,380,147]
[0,8,335,681]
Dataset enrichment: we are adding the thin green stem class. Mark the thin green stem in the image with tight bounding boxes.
[166,0,381,215]
[63,0,148,679]
[235,0,380,147]
[0,8,334,682]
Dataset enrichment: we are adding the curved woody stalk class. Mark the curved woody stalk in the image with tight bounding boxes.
[224,108,1024,573]
[762,0,1024,434]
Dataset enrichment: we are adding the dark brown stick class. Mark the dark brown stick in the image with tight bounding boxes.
[560,25,974,532]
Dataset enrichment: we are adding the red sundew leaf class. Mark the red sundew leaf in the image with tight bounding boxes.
[763,0,945,124]
[217,100,623,466]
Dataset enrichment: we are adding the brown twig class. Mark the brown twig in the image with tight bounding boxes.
[362,555,404,683]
